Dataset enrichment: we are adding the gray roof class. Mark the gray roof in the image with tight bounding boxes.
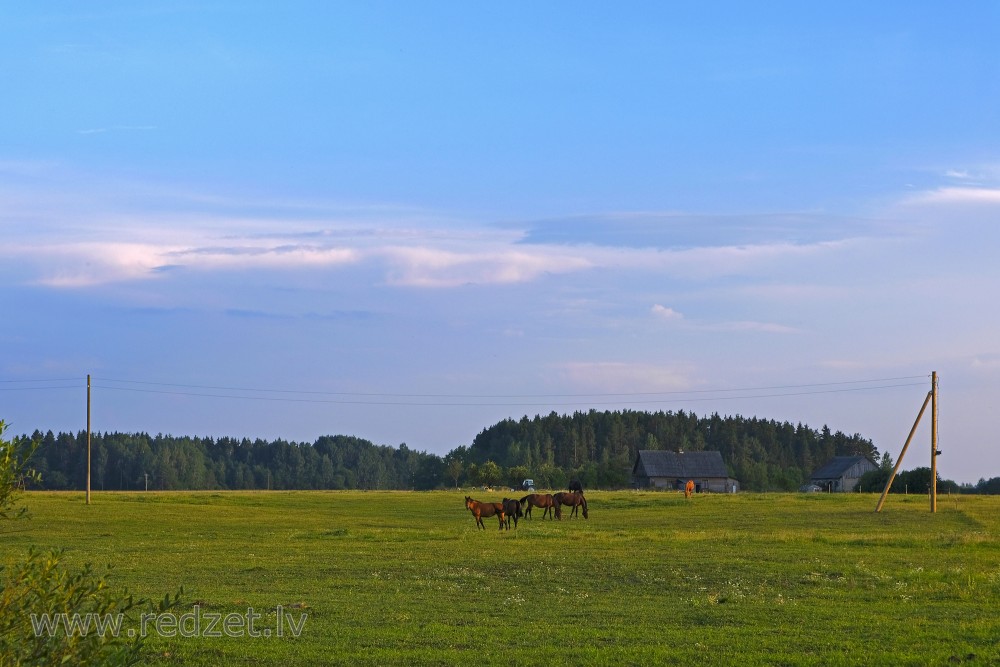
[633,450,730,479]
[810,456,876,480]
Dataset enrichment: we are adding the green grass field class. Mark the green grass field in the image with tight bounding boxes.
[4,490,999,666]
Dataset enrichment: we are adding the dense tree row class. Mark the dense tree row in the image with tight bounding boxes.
[460,409,879,491]
[15,409,972,493]
[22,431,443,491]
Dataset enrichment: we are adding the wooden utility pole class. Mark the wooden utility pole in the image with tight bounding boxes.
[86,374,91,505]
[875,390,931,512]
[931,371,939,513]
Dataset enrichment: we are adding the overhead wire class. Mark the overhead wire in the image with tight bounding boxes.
[3,374,931,407]
[89,377,929,407]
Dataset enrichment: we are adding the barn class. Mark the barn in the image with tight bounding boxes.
[809,455,878,492]
[631,450,739,493]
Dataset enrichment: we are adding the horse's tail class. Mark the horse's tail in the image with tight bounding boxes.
[519,495,530,505]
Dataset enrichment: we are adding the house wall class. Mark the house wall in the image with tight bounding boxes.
[814,460,878,492]
[634,475,672,489]
[842,460,877,491]
[641,476,737,492]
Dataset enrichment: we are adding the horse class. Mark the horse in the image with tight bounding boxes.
[465,496,506,531]
[568,479,584,494]
[684,480,695,499]
[553,491,588,519]
[519,493,558,520]
[501,498,523,530]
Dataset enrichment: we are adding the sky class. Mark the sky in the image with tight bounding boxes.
[2,2,999,484]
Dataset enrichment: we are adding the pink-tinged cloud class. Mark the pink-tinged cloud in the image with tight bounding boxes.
[907,187,1000,205]
[380,246,593,287]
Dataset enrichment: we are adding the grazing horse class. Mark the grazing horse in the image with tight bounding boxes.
[568,479,584,495]
[684,480,695,499]
[519,493,558,520]
[553,491,588,519]
[465,496,506,531]
[501,498,523,530]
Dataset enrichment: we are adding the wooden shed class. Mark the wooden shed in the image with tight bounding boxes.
[631,450,739,493]
[809,455,878,492]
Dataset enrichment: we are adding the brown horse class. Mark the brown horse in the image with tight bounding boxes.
[465,496,506,531]
[519,493,557,520]
[501,498,523,530]
[553,491,588,519]
[684,480,695,499]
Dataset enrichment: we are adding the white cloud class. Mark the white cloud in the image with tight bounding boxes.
[971,355,1000,372]
[651,304,683,320]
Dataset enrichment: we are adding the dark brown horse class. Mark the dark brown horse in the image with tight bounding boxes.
[465,496,506,531]
[553,491,588,519]
[501,498,523,530]
[519,493,557,520]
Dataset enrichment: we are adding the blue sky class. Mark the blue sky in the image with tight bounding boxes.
[3,2,999,483]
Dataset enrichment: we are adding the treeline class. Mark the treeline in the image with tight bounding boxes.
[458,410,879,491]
[22,431,444,491]
[16,409,977,492]
[857,465,979,495]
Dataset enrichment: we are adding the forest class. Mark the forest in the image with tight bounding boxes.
[14,408,981,492]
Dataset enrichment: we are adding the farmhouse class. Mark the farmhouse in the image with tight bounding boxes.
[809,455,878,492]
[631,450,739,493]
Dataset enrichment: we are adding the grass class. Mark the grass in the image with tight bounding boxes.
[3,490,999,665]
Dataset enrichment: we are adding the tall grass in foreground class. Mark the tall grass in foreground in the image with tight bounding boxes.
[3,491,998,666]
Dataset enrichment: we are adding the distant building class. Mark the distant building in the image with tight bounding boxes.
[631,450,739,493]
[809,456,878,492]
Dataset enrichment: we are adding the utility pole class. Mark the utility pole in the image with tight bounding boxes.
[86,374,91,505]
[931,371,939,513]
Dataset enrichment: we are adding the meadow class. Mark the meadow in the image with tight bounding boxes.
[4,490,999,666]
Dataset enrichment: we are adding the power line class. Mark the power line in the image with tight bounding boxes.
[91,374,929,400]
[0,378,82,383]
[91,380,928,407]
[3,373,931,406]
[0,385,80,392]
